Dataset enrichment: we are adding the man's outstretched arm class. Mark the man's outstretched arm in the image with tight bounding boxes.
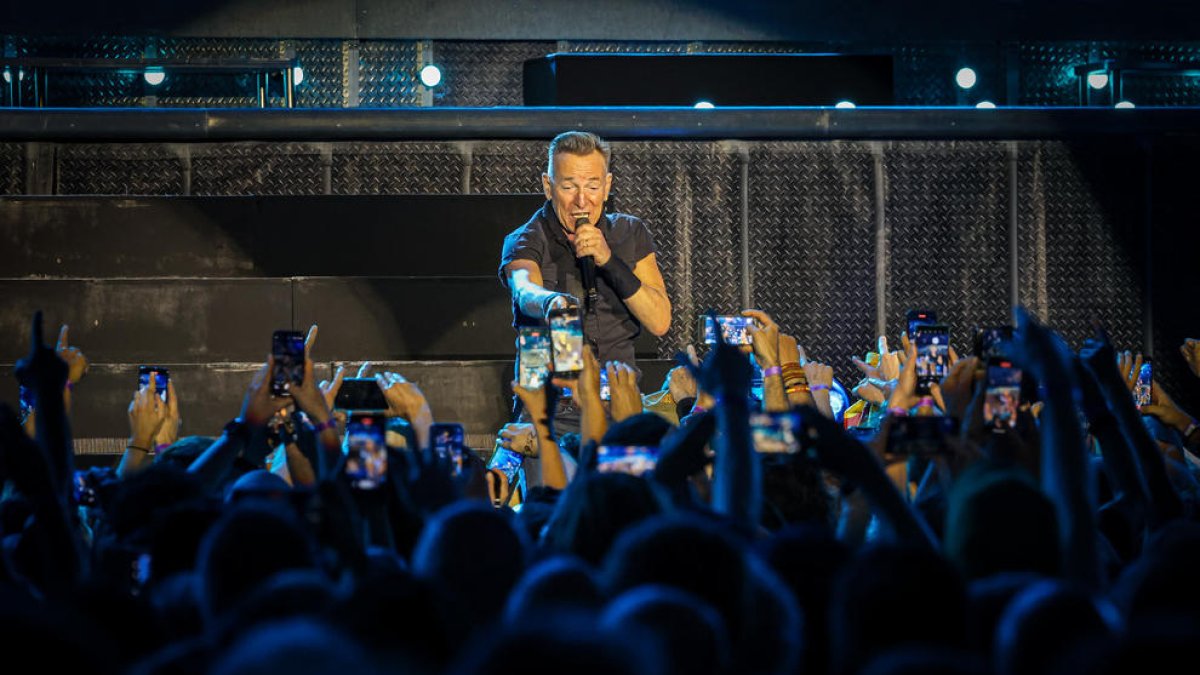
[507,261,565,320]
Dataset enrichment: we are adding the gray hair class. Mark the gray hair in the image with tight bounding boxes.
[547,131,611,175]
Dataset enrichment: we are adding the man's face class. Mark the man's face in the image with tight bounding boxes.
[542,150,612,233]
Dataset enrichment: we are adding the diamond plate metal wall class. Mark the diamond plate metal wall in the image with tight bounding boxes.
[357,41,423,107]
[434,41,555,107]
[191,143,325,195]
[57,143,184,195]
[293,40,345,108]
[469,140,545,194]
[331,142,464,194]
[748,141,877,379]
[0,143,23,194]
[884,141,1012,352]
[1016,141,1146,350]
[607,141,743,358]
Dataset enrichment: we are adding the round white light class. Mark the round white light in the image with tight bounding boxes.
[419,64,442,88]
[1087,71,1109,90]
[693,100,715,109]
[1115,100,1135,109]
[292,66,304,85]
[143,69,165,86]
[955,67,977,90]
[976,100,996,109]
[835,100,856,109]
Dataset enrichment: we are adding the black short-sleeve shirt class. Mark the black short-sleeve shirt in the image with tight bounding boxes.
[499,201,656,365]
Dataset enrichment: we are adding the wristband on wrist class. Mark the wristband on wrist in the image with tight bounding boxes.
[809,383,830,392]
[126,444,153,455]
[887,406,910,417]
[598,256,643,300]
[761,365,783,379]
[312,417,339,433]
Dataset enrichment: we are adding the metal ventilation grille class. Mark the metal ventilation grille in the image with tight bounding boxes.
[0,144,24,194]
[56,143,183,195]
[433,41,555,107]
[190,143,325,195]
[357,41,423,107]
[331,142,464,194]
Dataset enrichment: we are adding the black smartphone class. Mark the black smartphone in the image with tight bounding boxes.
[701,315,755,346]
[596,445,660,476]
[344,413,387,490]
[750,412,808,456]
[518,326,552,389]
[334,378,388,412]
[548,306,584,378]
[906,309,938,340]
[271,330,305,397]
[430,422,466,476]
[488,446,524,485]
[974,325,1014,360]
[984,358,1022,431]
[137,366,170,403]
[914,324,950,395]
[886,415,958,456]
[1134,359,1153,408]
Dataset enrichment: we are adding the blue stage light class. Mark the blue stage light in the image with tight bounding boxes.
[693,100,715,109]
[1087,71,1109,90]
[143,68,165,86]
[835,100,856,109]
[1115,100,1135,109]
[420,64,442,87]
[955,67,977,89]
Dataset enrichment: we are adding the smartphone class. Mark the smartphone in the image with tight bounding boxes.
[488,446,524,485]
[597,445,660,476]
[984,358,1022,431]
[73,470,99,507]
[1134,360,1153,408]
[599,368,611,401]
[344,413,387,490]
[549,307,584,378]
[137,366,170,403]
[701,315,755,346]
[750,412,807,456]
[334,377,388,412]
[974,325,1014,360]
[914,324,950,394]
[430,422,466,476]
[518,326,552,389]
[271,330,306,397]
[886,415,957,456]
[906,309,938,341]
[18,385,34,420]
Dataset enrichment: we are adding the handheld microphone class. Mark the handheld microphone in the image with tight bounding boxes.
[576,215,599,309]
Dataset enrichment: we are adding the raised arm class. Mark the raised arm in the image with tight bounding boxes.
[507,261,569,321]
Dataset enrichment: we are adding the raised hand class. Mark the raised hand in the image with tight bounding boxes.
[573,223,613,266]
[1116,350,1144,394]
[377,371,434,449]
[606,361,643,422]
[153,380,182,449]
[241,356,290,427]
[128,372,169,451]
[55,325,89,386]
[930,356,979,420]
[1140,380,1194,432]
[497,422,537,457]
[14,311,69,400]
[1181,339,1200,379]
[318,363,346,414]
[690,315,754,401]
[742,309,781,368]
[886,332,923,412]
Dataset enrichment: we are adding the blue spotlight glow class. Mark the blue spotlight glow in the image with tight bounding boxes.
[955,67,977,89]
[1115,100,1135,109]
[419,64,442,87]
[835,100,856,109]
[143,68,165,86]
[292,66,304,85]
[693,100,715,109]
[1087,71,1109,90]
[975,100,996,109]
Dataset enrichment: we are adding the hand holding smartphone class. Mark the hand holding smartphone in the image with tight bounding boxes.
[344,413,387,490]
[549,306,585,378]
[518,326,552,389]
[701,315,755,346]
[137,366,170,403]
[334,377,389,412]
[984,358,1022,430]
[913,324,950,395]
[430,422,466,476]
[905,309,937,341]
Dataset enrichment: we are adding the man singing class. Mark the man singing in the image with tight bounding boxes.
[499,131,671,372]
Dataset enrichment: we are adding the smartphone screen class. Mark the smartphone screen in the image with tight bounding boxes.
[271,330,305,396]
[701,315,755,345]
[344,414,387,490]
[518,326,552,388]
[488,447,524,485]
[18,384,34,418]
[914,324,950,394]
[73,470,98,507]
[549,308,584,377]
[984,358,1022,430]
[430,422,466,476]
[334,378,388,412]
[974,325,1014,360]
[1134,360,1153,408]
[599,368,610,401]
[597,445,660,476]
[906,309,938,340]
[750,412,806,455]
[137,366,170,403]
